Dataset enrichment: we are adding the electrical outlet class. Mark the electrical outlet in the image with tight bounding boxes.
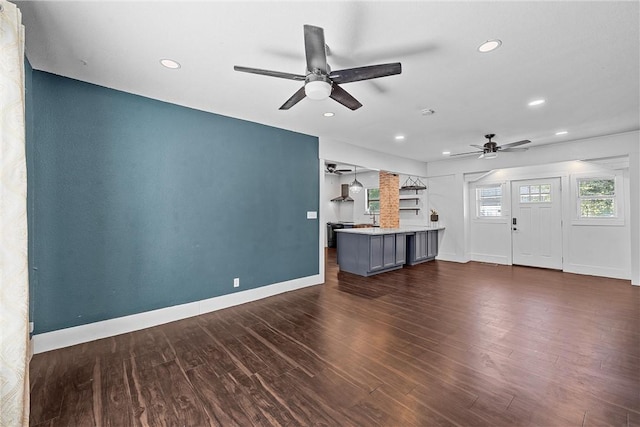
[233,278,240,288]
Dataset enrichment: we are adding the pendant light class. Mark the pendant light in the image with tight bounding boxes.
[349,166,363,193]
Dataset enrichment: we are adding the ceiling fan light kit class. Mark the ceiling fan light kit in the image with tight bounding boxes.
[305,79,332,100]
[234,24,402,111]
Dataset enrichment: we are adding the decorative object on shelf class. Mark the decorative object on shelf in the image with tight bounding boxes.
[430,209,439,222]
[349,166,363,193]
[400,176,427,193]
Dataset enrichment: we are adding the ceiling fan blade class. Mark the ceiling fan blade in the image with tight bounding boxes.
[234,66,305,81]
[500,147,529,152]
[449,150,482,157]
[329,63,402,84]
[279,86,307,110]
[336,169,352,172]
[304,25,328,73]
[470,144,486,149]
[330,84,363,110]
[500,139,531,148]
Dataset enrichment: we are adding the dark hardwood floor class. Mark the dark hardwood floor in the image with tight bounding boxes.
[30,250,640,426]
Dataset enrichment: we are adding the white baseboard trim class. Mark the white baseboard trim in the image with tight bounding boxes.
[33,274,322,354]
[435,252,470,263]
[563,264,630,281]
[470,253,510,265]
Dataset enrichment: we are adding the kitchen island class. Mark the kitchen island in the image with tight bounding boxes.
[335,226,444,277]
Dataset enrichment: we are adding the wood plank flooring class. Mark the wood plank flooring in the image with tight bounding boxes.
[30,250,640,426]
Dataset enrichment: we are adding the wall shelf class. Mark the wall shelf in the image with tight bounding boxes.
[399,207,420,215]
[400,191,421,215]
[400,176,427,193]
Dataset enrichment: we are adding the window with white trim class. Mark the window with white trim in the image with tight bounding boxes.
[577,177,616,218]
[366,188,380,213]
[476,184,503,217]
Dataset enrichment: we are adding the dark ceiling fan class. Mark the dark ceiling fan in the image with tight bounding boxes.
[325,163,352,175]
[450,134,531,159]
[234,25,402,110]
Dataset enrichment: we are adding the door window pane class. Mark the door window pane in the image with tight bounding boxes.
[519,184,551,203]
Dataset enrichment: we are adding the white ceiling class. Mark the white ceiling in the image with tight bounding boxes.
[16,1,639,163]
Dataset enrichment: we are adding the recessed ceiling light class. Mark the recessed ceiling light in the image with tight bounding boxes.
[478,39,502,53]
[442,151,451,156]
[323,112,335,117]
[394,135,406,141]
[421,108,436,116]
[160,58,181,69]
[555,130,568,136]
[528,99,546,106]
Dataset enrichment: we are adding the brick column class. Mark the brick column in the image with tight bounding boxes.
[379,171,399,228]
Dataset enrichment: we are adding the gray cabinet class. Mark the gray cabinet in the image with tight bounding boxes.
[383,234,397,268]
[407,230,439,265]
[338,232,405,276]
[395,233,406,264]
[370,234,398,271]
[427,230,438,259]
[337,229,440,276]
[369,235,384,271]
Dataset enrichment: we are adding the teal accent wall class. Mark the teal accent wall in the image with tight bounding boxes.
[29,71,319,333]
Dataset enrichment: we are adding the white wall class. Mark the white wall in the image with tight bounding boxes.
[323,173,342,224]
[467,161,631,279]
[427,174,469,262]
[428,131,640,284]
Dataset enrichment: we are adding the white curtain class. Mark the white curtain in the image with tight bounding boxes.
[0,1,29,426]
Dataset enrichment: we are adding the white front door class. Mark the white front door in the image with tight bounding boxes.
[511,178,563,269]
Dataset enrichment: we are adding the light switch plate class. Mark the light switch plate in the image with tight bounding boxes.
[307,211,317,219]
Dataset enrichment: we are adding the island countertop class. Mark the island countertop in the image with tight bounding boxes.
[335,226,444,235]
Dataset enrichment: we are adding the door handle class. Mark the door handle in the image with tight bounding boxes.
[512,227,518,231]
